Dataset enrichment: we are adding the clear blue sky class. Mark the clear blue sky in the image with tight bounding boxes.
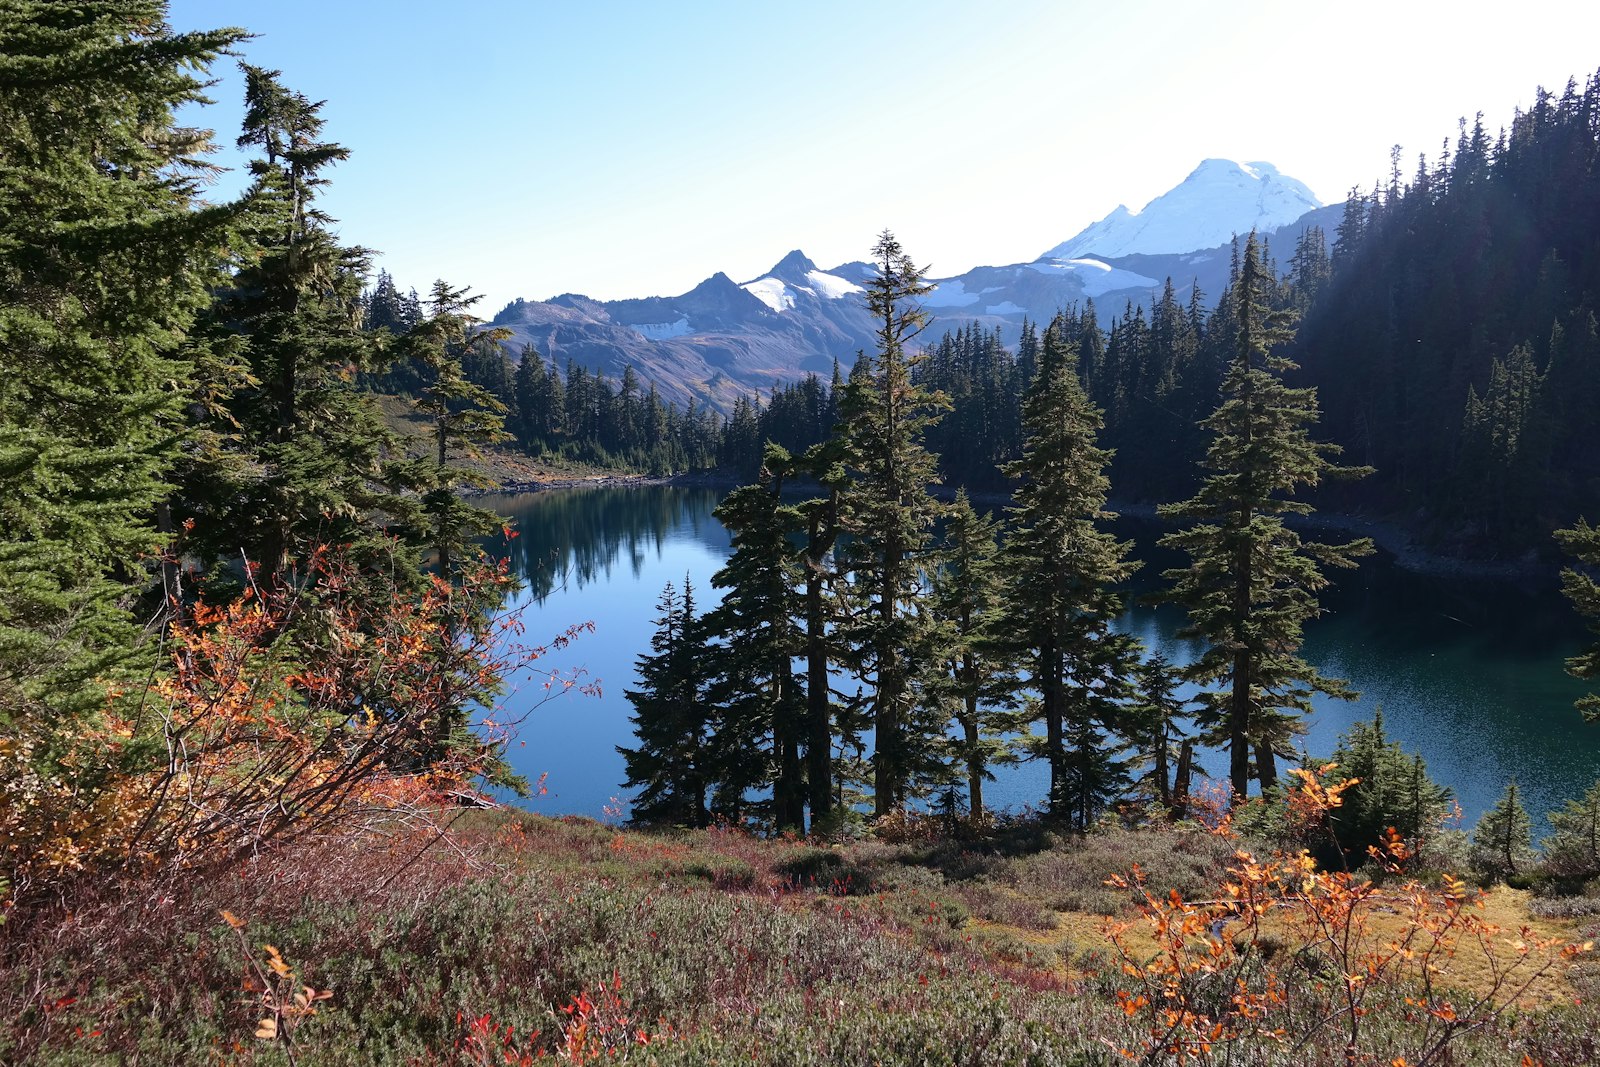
[167,1,1600,311]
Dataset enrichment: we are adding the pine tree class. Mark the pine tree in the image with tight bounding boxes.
[836,231,952,816]
[1317,711,1453,869]
[182,63,400,592]
[796,439,849,825]
[403,280,513,577]
[703,446,807,830]
[512,346,546,449]
[930,492,1016,820]
[0,4,245,724]
[1542,778,1600,881]
[1555,518,1600,721]
[1000,318,1141,828]
[1158,233,1373,798]
[1470,781,1536,883]
[619,579,711,826]
[1128,654,1192,816]
[1459,343,1550,539]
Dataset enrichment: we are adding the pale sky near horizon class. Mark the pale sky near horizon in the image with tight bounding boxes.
[166,1,1600,312]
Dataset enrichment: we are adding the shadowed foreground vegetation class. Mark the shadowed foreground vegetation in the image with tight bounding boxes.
[5,802,1598,1066]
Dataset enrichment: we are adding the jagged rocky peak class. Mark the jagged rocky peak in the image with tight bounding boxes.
[739,250,864,314]
[765,249,819,280]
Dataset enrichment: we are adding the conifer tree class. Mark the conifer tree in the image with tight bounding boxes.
[1542,778,1600,880]
[931,492,1016,819]
[182,63,400,591]
[1318,711,1453,869]
[1128,654,1192,816]
[403,280,513,577]
[796,439,849,824]
[1158,233,1373,798]
[1555,518,1600,721]
[619,578,711,826]
[703,446,807,829]
[1470,781,1536,883]
[1000,318,1141,827]
[836,231,952,816]
[0,3,244,722]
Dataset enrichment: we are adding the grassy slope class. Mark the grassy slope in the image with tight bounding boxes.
[5,813,1598,1065]
[377,395,621,489]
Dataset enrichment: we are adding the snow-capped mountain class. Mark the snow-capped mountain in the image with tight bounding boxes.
[489,160,1339,412]
[739,250,865,313]
[1040,159,1323,261]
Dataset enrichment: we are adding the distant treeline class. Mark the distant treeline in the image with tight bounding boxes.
[384,68,1600,560]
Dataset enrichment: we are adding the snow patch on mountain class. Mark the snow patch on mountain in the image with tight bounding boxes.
[1023,258,1161,297]
[632,318,692,340]
[985,301,1027,316]
[742,276,794,313]
[921,279,981,308]
[805,269,862,300]
[1040,159,1322,261]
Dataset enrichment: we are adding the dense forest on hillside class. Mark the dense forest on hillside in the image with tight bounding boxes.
[1299,86,1600,552]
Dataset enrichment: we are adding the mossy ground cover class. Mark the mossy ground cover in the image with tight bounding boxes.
[3,812,1595,1065]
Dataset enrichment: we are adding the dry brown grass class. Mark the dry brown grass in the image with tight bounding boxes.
[376,393,614,487]
[968,881,1591,1007]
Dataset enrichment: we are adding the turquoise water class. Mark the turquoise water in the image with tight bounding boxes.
[480,485,1599,829]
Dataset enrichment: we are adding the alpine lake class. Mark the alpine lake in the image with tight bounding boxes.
[478,483,1599,832]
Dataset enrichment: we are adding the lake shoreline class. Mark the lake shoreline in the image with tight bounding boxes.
[480,469,1554,584]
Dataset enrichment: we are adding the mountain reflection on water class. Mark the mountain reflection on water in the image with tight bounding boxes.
[480,485,1598,830]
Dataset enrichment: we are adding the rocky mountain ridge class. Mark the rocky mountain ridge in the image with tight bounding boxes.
[490,160,1341,411]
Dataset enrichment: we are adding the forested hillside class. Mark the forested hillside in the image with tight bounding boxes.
[1297,81,1600,553]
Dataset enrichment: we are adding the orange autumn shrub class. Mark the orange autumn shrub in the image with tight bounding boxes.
[1107,766,1592,1066]
[1,549,585,902]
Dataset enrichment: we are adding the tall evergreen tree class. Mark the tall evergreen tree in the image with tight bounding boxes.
[403,280,513,577]
[795,439,848,825]
[1000,318,1141,828]
[619,578,711,826]
[704,446,807,830]
[931,492,1016,820]
[181,63,400,591]
[1158,233,1373,798]
[0,1,245,723]
[836,231,952,816]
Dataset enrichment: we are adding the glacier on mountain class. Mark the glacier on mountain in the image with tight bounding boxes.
[740,254,864,313]
[1039,158,1322,261]
[742,276,794,313]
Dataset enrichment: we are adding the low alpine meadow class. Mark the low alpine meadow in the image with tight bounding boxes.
[5,771,1599,1066]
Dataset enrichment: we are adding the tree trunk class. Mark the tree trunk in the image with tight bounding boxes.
[1042,639,1064,816]
[1255,739,1278,793]
[963,665,984,820]
[804,509,835,825]
[1172,740,1194,820]
[874,535,903,817]
[1153,718,1170,812]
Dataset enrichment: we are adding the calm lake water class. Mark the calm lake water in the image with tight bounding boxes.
[480,485,1599,830]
